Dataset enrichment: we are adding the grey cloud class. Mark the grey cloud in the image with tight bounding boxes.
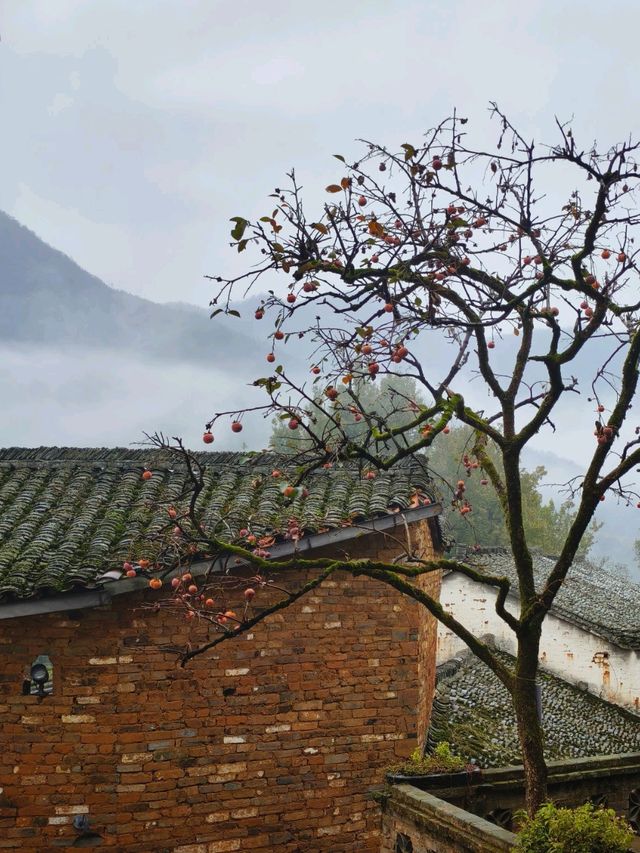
[9,0,640,304]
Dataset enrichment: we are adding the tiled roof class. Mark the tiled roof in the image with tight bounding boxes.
[0,447,435,601]
[429,651,640,767]
[461,547,640,650]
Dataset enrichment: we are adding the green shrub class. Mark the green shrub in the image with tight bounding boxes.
[514,801,633,852]
[386,741,467,776]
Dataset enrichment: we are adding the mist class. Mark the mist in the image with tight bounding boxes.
[0,343,271,451]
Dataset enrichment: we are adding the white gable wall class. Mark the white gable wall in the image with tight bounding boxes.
[438,571,640,712]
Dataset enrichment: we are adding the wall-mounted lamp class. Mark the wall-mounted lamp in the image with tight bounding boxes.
[25,654,53,697]
[30,663,49,697]
[71,814,104,847]
[73,815,90,832]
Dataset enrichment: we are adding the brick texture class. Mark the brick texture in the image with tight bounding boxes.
[0,521,439,851]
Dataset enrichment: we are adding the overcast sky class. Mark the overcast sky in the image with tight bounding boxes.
[3,0,640,308]
[3,2,640,566]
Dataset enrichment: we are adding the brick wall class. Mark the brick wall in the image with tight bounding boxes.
[0,521,439,851]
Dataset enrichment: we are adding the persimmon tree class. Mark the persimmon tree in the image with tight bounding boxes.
[145,105,640,814]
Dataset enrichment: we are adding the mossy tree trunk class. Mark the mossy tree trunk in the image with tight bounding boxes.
[513,632,547,815]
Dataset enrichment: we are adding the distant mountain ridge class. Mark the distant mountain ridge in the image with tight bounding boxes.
[0,210,256,363]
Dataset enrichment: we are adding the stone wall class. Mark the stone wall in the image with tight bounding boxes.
[445,753,640,829]
[0,523,439,851]
[380,785,515,853]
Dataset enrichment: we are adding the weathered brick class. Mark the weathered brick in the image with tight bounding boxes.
[208,841,241,852]
[61,715,95,724]
[205,811,230,823]
[0,521,439,852]
[121,752,151,764]
[54,805,89,815]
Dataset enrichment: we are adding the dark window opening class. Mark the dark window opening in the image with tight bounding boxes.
[485,807,514,831]
[629,789,640,833]
[395,832,413,853]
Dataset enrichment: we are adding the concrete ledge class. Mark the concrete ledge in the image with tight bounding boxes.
[488,751,640,782]
[382,784,515,853]
[380,752,640,853]
[382,753,640,851]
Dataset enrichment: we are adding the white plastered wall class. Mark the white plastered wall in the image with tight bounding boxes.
[438,572,640,712]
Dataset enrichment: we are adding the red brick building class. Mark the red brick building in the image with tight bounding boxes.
[0,448,442,852]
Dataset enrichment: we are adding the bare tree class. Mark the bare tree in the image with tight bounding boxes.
[145,106,640,814]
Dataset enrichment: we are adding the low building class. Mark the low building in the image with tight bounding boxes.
[438,547,640,711]
[429,649,640,768]
[0,447,443,852]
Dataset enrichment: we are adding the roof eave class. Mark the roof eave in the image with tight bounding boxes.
[0,503,442,620]
[0,589,112,620]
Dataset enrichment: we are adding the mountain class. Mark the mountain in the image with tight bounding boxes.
[524,446,639,576]
[0,211,272,450]
[0,210,257,363]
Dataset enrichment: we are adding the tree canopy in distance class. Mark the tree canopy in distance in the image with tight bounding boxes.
[269,379,599,558]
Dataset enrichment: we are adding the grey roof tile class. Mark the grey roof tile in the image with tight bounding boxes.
[0,447,435,601]
[430,651,640,766]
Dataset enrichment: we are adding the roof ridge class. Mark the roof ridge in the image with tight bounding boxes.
[0,447,424,471]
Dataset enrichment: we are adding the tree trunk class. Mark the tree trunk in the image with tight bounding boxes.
[513,638,548,815]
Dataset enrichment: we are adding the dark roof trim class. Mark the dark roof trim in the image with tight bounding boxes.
[0,503,442,620]
[0,590,112,620]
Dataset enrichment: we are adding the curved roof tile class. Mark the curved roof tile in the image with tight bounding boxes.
[430,650,640,766]
[0,447,435,601]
